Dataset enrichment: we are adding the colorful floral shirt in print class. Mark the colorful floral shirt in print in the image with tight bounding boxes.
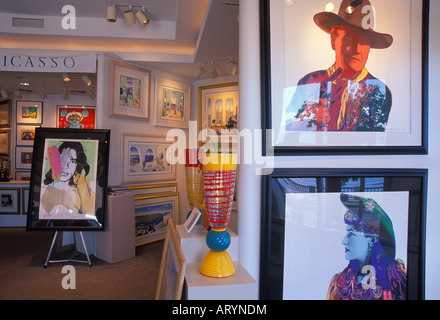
[284,65,392,131]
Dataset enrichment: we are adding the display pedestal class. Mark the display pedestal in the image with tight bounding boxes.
[176,225,257,300]
[95,193,135,263]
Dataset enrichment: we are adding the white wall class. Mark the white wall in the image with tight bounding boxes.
[238,0,440,299]
[97,54,193,224]
[96,54,238,225]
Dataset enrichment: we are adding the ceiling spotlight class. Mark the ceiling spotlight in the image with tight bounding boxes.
[86,88,96,100]
[61,89,69,101]
[124,6,136,26]
[136,7,150,26]
[82,74,93,86]
[207,62,218,79]
[39,88,47,100]
[1,88,8,99]
[14,88,22,99]
[193,64,205,78]
[227,60,238,75]
[107,5,117,22]
[63,73,71,82]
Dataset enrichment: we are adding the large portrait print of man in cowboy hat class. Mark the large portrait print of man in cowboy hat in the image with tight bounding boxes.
[282,0,395,132]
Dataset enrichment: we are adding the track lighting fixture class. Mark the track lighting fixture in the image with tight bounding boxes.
[61,89,69,101]
[106,4,150,26]
[14,88,22,99]
[82,74,93,86]
[1,88,8,99]
[227,60,238,75]
[86,88,96,100]
[136,7,150,26]
[39,88,47,100]
[63,73,71,82]
[107,5,117,22]
[124,6,136,26]
[193,64,206,78]
[194,56,239,78]
[207,62,218,79]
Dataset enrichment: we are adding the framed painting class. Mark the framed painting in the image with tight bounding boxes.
[260,168,427,300]
[15,171,31,181]
[0,129,10,155]
[154,77,190,129]
[121,132,176,184]
[16,101,43,124]
[198,82,239,145]
[0,187,20,214]
[155,219,187,300]
[0,101,11,127]
[57,105,96,129]
[109,59,150,120]
[26,128,111,231]
[16,124,39,146]
[260,0,429,155]
[134,192,179,246]
[15,146,33,170]
[108,182,177,197]
[183,207,201,234]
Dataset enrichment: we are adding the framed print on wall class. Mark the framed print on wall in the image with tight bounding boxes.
[135,192,180,246]
[121,132,176,185]
[198,82,239,144]
[16,101,43,124]
[260,168,427,300]
[109,59,150,120]
[16,125,38,146]
[15,146,32,170]
[260,0,429,155]
[0,129,10,155]
[57,105,96,129]
[154,77,191,129]
[0,187,20,214]
[26,128,111,231]
[0,101,11,127]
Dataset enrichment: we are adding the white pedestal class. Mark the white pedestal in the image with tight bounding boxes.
[184,262,258,300]
[176,224,257,300]
[95,193,135,263]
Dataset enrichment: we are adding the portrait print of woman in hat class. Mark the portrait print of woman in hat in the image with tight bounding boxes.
[326,193,407,300]
[283,0,394,132]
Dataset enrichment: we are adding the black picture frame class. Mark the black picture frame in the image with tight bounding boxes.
[260,168,427,300]
[26,128,111,231]
[260,0,430,155]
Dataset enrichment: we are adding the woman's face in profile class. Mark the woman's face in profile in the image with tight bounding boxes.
[342,224,371,262]
[59,148,77,182]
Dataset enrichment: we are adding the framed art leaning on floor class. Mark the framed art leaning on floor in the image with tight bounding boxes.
[26,128,111,231]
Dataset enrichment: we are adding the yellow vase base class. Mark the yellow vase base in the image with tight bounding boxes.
[199,250,236,278]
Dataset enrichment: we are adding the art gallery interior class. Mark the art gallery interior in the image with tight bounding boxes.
[0,0,440,301]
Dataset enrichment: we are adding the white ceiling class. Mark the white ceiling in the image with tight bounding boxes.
[0,0,239,96]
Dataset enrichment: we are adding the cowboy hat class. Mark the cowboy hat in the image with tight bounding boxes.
[314,0,393,49]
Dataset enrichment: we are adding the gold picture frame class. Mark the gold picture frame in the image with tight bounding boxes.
[155,219,187,300]
[198,82,239,145]
[109,59,150,120]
